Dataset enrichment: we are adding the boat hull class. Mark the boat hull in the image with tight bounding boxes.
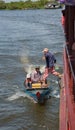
[25,87,51,104]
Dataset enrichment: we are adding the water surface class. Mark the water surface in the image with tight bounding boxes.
[0,9,65,130]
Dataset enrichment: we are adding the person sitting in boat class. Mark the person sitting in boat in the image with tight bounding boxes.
[31,66,42,83]
[25,74,32,88]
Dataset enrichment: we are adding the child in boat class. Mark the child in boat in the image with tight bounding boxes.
[25,74,32,88]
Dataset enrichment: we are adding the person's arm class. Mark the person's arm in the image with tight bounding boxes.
[42,56,45,60]
[52,54,56,63]
[45,54,49,67]
[25,79,29,88]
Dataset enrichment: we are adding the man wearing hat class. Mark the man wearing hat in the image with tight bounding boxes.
[42,48,56,68]
[42,48,61,79]
[31,66,42,83]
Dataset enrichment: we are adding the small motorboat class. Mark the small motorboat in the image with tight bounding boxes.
[24,82,51,104]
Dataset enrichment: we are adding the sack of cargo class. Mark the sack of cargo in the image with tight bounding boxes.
[32,83,41,88]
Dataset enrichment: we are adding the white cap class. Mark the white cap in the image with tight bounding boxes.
[26,74,31,78]
[42,48,49,52]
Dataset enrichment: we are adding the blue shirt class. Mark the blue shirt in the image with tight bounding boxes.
[45,51,56,68]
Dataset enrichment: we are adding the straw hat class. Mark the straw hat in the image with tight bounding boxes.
[42,48,49,52]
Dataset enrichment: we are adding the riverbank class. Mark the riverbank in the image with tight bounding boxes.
[0,0,63,10]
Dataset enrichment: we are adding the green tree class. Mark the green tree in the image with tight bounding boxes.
[0,0,6,9]
[0,0,58,10]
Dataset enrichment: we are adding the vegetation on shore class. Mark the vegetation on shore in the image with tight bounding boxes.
[0,0,62,10]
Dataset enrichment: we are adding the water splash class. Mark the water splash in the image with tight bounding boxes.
[24,64,34,74]
[50,89,60,98]
[20,56,30,64]
[6,91,37,103]
[7,91,26,101]
[20,54,32,73]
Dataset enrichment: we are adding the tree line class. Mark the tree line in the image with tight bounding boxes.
[0,0,60,10]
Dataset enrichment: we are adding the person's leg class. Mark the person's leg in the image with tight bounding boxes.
[51,67,62,78]
[42,67,49,80]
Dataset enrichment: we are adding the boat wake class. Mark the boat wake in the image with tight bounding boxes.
[6,91,37,103]
[6,89,59,105]
[7,91,26,101]
[50,89,60,98]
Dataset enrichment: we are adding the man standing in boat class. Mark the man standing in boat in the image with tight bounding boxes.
[42,48,61,79]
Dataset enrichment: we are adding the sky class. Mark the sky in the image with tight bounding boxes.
[4,0,37,2]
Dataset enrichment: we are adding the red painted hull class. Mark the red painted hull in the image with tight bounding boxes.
[59,2,75,130]
[59,48,75,130]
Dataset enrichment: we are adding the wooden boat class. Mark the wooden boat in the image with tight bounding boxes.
[59,1,75,130]
[45,3,61,9]
[24,82,51,104]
